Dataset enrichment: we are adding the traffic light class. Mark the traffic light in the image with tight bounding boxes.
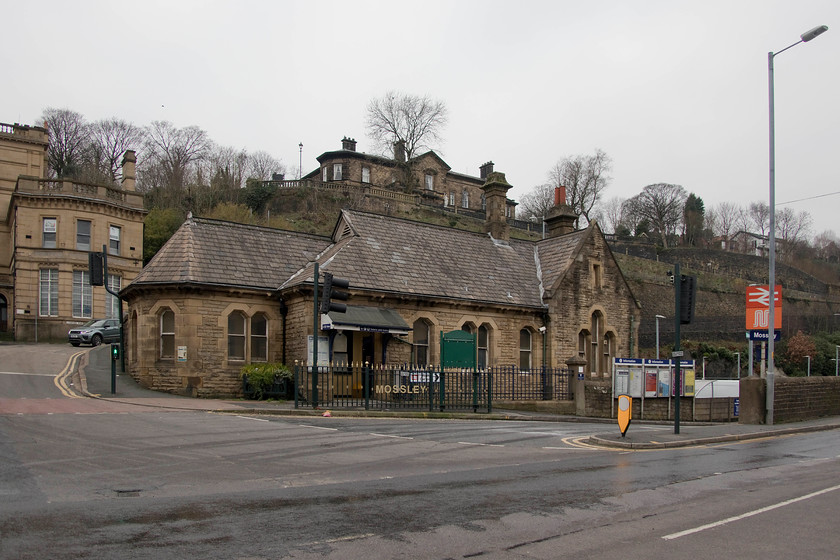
[89,252,105,286]
[320,272,350,314]
[111,343,120,361]
[679,275,697,324]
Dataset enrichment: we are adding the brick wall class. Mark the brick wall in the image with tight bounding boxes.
[774,376,840,423]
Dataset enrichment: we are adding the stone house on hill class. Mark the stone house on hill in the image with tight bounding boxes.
[301,137,517,220]
[121,176,640,397]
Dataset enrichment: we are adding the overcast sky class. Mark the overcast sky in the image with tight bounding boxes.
[4,0,838,238]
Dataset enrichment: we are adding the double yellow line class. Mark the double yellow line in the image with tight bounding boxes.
[54,351,86,398]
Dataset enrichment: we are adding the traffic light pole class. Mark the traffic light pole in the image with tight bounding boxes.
[312,263,320,408]
[102,246,125,373]
[673,262,682,434]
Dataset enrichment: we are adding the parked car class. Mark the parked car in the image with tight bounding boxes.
[68,319,121,347]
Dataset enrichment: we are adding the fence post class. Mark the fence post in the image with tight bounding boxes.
[364,362,370,410]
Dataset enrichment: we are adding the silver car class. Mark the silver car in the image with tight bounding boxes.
[68,319,121,347]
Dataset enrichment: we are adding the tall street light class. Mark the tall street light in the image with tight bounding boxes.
[655,315,665,359]
[766,24,828,425]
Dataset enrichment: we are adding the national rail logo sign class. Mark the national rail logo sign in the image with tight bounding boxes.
[746,285,782,330]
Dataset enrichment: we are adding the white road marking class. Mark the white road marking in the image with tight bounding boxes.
[662,483,840,540]
[235,415,269,422]
[298,424,339,431]
[370,433,413,439]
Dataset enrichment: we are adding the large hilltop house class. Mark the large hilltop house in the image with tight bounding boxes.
[0,122,146,340]
[294,137,519,222]
[122,172,641,397]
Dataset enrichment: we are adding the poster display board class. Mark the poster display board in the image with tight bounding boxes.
[613,358,696,398]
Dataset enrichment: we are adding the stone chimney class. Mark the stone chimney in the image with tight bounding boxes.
[121,150,136,191]
[544,185,578,237]
[479,161,494,179]
[393,140,406,162]
[341,137,357,151]
[481,171,512,242]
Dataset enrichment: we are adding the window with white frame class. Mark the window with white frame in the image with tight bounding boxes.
[228,311,247,361]
[109,225,121,255]
[361,167,370,184]
[72,270,92,318]
[448,192,455,206]
[39,268,59,316]
[333,163,342,181]
[160,309,175,359]
[478,325,489,369]
[106,275,121,318]
[76,220,91,251]
[322,166,328,181]
[43,218,57,248]
[462,190,469,208]
[425,174,434,190]
[250,313,268,362]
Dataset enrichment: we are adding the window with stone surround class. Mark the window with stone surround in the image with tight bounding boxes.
[250,313,268,362]
[43,218,57,248]
[413,319,430,366]
[72,270,92,318]
[228,311,247,361]
[362,166,370,184]
[519,329,532,371]
[106,275,121,318]
[76,219,91,251]
[478,324,490,369]
[160,309,175,359]
[39,268,59,316]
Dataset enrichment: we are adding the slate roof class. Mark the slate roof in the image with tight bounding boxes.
[126,216,329,292]
[126,210,601,310]
[283,210,545,308]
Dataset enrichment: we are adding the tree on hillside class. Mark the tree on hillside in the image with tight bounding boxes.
[748,201,770,235]
[682,193,705,246]
[545,149,612,226]
[86,118,146,184]
[365,91,448,161]
[776,207,812,259]
[248,150,285,181]
[623,183,687,247]
[517,183,555,222]
[41,108,90,179]
[141,121,212,210]
[707,201,742,246]
[143,207,184,264]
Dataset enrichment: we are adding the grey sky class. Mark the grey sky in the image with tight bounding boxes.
[4,0,838,238]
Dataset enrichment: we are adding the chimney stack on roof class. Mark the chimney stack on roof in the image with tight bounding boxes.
[479,161,495,179]
[544,184,578,237]
[393,140,406,162]
[121,150,136,191]
[341,137,357,151]
[481,171,512,242]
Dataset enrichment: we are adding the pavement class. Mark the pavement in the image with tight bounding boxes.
[30,343,840,450]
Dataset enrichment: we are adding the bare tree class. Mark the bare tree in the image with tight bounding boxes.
[86,118,146,184]
[248,150,285,181]
[748,201,770,235]
[365,91,447,160]
[707,201,742,247]
[776,207,812,259]
[143,121,211,189]
[517,183,555,222]
[623,183,687,247]
[41,108,90,179]
[593,196,626,234]
[546,149,612,226]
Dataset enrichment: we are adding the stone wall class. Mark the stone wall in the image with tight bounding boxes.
[739,376,840,424]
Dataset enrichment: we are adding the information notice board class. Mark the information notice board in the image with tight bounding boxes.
[613,358,696,398]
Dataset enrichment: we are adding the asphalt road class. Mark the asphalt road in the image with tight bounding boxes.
[2,344,840,559]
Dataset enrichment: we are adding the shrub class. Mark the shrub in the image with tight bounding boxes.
[240,363,292,400]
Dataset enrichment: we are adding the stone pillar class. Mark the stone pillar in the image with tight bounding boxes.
[567,355,588,416]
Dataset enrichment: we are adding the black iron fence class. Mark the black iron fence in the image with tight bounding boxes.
[293,364,573,412]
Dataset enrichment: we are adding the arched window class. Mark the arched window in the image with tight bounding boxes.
[228,311,247,361]
[519,329,532,371]
[478,324,490,369]
[413,319,430,366]
[462,189,470,208]
[603,332,615,374]
[590,313,601,374]
[250,313,268,362]
[160,309,175,359]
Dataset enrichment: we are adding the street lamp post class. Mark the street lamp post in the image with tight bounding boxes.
[298,143,303,180]
[655,314,665,359]
[805,355,810,377]
[836,345,839,377]
[766,24,828,425]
